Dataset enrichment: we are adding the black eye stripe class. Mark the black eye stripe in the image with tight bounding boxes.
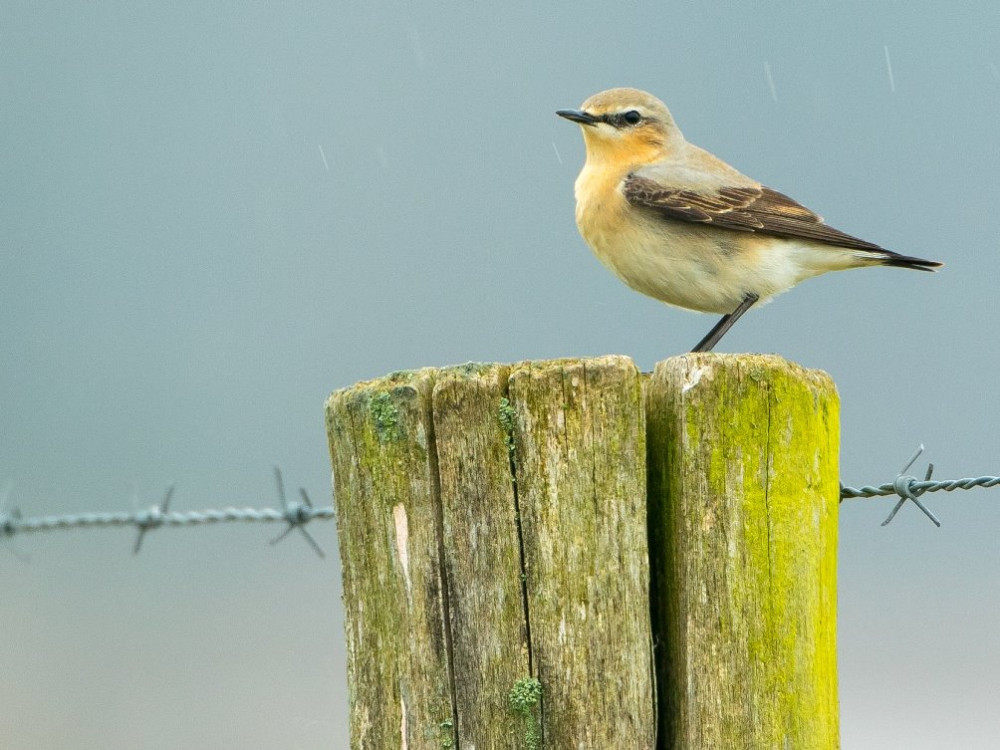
[602,111,643,127]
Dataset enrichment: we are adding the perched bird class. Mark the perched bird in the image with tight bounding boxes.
[557,88,941,352]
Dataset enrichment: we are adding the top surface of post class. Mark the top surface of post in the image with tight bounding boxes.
[652,351,836,391]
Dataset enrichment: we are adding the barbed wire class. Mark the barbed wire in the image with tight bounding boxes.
[839,445,999,526]
[1,450,997,558]
[0,468,332,558]
[840,476,1000,500]
[841,475,1000,526]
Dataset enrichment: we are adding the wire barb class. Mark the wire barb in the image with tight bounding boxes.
[881,459,941,527]
[0,507,20,538]
[133,485,175,555]
[0,482,17,538]
[0,483,30,562]
[269,467,326,558]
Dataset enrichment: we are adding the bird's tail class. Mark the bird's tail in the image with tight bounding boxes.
[876,250,943,272]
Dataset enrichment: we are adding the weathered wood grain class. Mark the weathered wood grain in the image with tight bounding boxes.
[328,353,840,750]
[646,354,840,750]
[431,363,530,749]
[326,369,455,750]
[508,356,655,749]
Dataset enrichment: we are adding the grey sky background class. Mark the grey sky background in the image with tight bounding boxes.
[2,2,999,748]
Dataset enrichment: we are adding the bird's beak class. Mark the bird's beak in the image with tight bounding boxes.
[556,109,599,126]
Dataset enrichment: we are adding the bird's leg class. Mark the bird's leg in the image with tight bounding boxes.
[690,292,759,353]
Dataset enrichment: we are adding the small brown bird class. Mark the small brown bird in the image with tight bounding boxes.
[557,88,941,352]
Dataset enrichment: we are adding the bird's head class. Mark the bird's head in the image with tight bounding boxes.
[557,88,683,166]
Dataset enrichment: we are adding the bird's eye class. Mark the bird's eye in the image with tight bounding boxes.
[622,110,642,125]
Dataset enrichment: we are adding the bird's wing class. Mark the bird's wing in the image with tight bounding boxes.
[623,173,886,252]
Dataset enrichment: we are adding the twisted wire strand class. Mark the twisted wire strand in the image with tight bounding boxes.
[0,468,334,555]
[9,506,335,533]
[1,475,997,541]
[840,475,1000,500]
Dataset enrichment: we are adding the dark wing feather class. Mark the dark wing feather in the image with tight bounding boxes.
[623,176,886,252]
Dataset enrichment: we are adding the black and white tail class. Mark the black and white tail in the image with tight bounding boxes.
[877,250,943,272]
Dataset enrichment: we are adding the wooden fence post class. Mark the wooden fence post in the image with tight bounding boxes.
[508,357,653,748]
[327,368,453,748]
[327,357,652,749]
[646,354,840,749]
[327,353,839,749]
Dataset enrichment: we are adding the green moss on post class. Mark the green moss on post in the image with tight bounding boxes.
[509,678,543,750]
[646,354,840,750]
